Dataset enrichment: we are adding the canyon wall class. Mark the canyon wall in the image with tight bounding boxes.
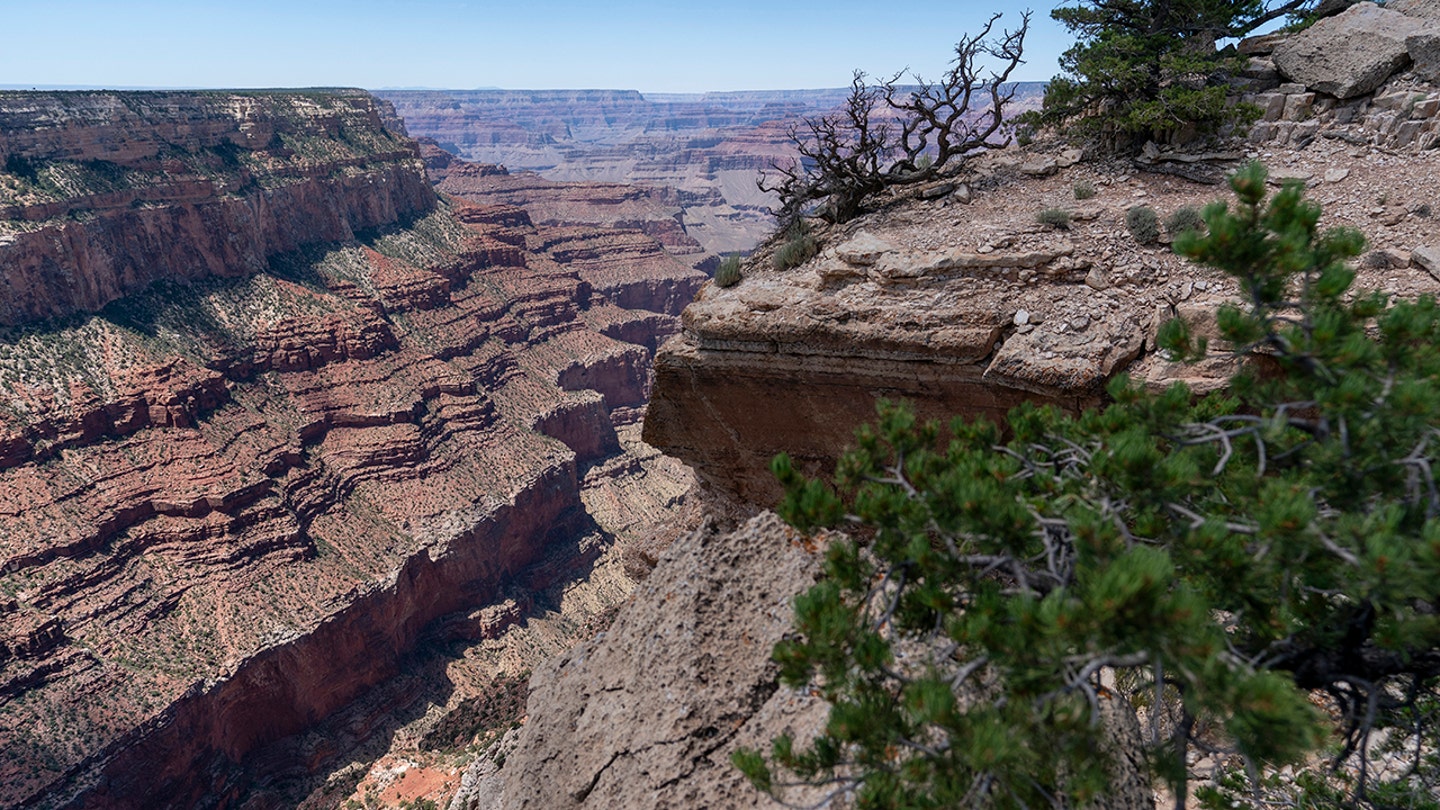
[0,91,704,809]
[0,89,435,327]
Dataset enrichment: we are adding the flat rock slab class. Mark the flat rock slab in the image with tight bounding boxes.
[1274,3,1430,99]
[985,316,1145,396]
[835,231,893,266]
[874,246,1072,280]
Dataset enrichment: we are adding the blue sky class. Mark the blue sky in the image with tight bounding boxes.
[0,1,1071,93]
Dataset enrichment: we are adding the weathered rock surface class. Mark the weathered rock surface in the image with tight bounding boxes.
[1412,30,1440,83]
[0,91,703,810]
[1273,3,1433,99]
[450,512,831,810]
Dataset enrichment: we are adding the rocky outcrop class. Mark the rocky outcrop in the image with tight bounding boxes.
[1272,2,1438,99]
[1238,1,1440,153]
[0,91,704,810]
[641,214,1145,502]
[645,116,1440,504]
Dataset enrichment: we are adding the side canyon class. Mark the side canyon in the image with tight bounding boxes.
[0,90,702,809]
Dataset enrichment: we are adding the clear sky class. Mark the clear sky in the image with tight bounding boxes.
[0,1,1072,93]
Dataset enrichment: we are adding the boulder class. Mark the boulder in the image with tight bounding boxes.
[1238,33,1288,56]
[1273,3,1427,99]
[1413,245,1440,281]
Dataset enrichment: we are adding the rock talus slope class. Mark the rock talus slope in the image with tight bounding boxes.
[0,91,703,809]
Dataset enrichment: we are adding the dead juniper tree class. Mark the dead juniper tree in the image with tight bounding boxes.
[760,12,1029,227]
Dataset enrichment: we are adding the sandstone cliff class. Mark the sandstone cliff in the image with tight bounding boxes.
[0,91,703,809]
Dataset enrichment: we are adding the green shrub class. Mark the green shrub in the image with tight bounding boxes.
[773,222,819,271]
[715,255,743,288]
[1073,180,1096,200]
[1126,204,1160,244]
[1165,205,1205,237]
[1035,207,1071,230]
[1023,0,1273,151]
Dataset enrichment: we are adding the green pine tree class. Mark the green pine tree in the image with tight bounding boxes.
[1024,1,1314,149]
[734,163,1440,808]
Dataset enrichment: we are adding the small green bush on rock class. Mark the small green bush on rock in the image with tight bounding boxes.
[773,222,819,271]
[1036,207,1072,230]
[1073,181,1096,200]
[1126,204,1160,244]
[1166,205,1206,238]
[715,255,743,288]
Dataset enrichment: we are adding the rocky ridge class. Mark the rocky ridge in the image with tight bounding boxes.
[0,91,703,809]
[452,4,1440,807]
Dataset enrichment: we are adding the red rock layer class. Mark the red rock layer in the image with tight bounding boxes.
[426,148,711,272]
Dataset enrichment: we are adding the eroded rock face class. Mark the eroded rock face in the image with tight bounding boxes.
[641,213,1146,503]
[0,91,704,809]
[451,512,831,810]
[422,141,710,271]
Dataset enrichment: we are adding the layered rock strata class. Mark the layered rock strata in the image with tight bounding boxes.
[0,91,704,809]
[424,144,712,273]
[0,89,435,327]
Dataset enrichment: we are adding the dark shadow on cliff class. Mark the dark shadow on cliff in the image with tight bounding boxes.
[223,509,619,810]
